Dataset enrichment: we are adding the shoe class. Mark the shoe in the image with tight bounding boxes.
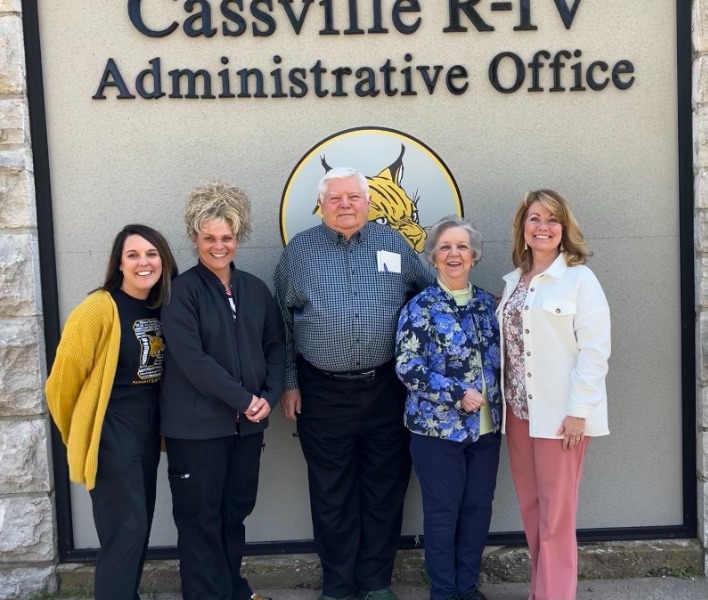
[251,594,272,600]
[461,585,488,600]
[358,587,399,600]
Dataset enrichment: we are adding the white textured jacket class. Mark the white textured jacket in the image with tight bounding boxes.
[497,253,611,438]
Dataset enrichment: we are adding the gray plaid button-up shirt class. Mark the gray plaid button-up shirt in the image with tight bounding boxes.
[275,222,434,390]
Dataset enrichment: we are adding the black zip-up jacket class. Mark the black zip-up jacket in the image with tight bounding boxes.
[160,261,285,439]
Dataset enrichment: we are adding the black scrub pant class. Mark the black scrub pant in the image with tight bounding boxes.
[89,398,160,600]
[297,358,411,599]
[165,432,264,600]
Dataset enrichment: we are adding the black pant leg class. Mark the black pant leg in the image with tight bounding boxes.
[90,401,157,600]
[298,366,361,598]
[355,370,411,591]
[136,402,161,590]
[223,431,264,600]
[166,436,232,600]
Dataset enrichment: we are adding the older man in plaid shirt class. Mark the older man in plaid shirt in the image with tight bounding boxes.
[275,167,433,600]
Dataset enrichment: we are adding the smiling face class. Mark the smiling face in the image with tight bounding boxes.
[433,226,474,290]
[524,200,563,259]
[194,218,238,280]
[319,175,370,239]
[120,234,163,300]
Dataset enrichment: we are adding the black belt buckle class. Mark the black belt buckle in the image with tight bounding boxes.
[330,368,375,382]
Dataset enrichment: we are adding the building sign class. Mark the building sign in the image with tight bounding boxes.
[92,0,635,100]
[36,0,687,552]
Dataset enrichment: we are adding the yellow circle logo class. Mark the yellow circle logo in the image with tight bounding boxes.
[280,127,462,252]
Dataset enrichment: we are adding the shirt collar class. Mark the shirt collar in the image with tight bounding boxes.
[503,252,568,283]
[322,221,370,245]
[543,252,568,278]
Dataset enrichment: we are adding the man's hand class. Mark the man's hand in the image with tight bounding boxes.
[281,389,302,421]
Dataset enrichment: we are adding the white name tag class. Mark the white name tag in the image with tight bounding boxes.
[377,250,401,273]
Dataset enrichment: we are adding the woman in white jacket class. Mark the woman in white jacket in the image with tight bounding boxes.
[497,190,610,600]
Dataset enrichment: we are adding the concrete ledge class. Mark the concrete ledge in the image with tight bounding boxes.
[55,540,706,596]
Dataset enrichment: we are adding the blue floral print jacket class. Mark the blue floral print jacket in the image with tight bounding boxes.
[395,284,502,442]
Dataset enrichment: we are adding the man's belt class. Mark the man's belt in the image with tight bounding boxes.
[304,358,395,383]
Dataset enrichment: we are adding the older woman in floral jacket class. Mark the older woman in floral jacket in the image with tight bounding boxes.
[395,215,501,600]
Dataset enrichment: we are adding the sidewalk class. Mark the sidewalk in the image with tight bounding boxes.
[100,577,708,600]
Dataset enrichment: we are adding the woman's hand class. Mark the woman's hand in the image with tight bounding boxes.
[245,395,271,423]
[460,388,485,413]
[556,416,586,450]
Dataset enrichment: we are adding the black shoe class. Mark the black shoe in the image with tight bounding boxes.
[461,586,488,600]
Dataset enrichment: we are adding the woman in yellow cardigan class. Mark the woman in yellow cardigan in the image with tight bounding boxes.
[46,224,178,600]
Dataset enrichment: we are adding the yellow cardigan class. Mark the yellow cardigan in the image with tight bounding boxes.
[45,290,120,491]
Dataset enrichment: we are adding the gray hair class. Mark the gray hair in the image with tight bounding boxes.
[423,215,483,266]
[317,167,370,202]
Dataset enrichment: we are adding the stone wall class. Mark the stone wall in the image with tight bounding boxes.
[695,0,708,577]
[0,0,57,598]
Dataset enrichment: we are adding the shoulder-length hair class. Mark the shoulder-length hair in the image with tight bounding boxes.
[101,224,178,308]
[511,189,591,271]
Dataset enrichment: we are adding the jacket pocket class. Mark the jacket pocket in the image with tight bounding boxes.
[541,299,577,316]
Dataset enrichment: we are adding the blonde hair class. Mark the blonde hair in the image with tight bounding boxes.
[184,181,252,242]
[511,189,591,271]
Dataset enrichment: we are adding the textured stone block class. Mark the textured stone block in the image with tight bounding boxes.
[0,167,34,229]
[695,55,708,107]
[695,170,708,210]
[0,15,25,95]
[694,109,708,171]
[0,233,39,317]
[0,1,22,13]
[701,384,708,430]
[696,258,708,308]
[0,565,56,600]
[0,99,25,149]
[0,149,25,170]
[699,479,708,551]
[0,419,50,493]
[696,210,708,254]
[698,313,708,382]
[700,430,708,477]
[0,496,55,563]
[0,317,44,416]
[695,0,708,54]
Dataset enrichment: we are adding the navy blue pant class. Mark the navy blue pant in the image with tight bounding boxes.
[90,399,160,600]
[166,432,263,600]
[297,359,411,598]
[410,431,501,600]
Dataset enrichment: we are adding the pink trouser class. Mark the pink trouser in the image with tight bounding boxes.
[505,409,590,600]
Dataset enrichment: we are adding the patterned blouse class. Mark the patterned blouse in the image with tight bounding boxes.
[395,284,501,442]
[502,277,530,420]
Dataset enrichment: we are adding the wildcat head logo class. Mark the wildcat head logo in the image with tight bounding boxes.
[312,145,426,251]
[280,127,462,251]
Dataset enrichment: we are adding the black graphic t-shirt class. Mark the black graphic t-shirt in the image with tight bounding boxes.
[110,289,164,403]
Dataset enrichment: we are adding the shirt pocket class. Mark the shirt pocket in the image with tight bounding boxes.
[541,298,577,316]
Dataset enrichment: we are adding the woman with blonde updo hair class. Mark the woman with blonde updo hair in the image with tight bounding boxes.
[160,182,285,600]
[498,190,611,600]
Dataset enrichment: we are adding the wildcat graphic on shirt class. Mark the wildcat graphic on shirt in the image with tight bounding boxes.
[132,318,164,383]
